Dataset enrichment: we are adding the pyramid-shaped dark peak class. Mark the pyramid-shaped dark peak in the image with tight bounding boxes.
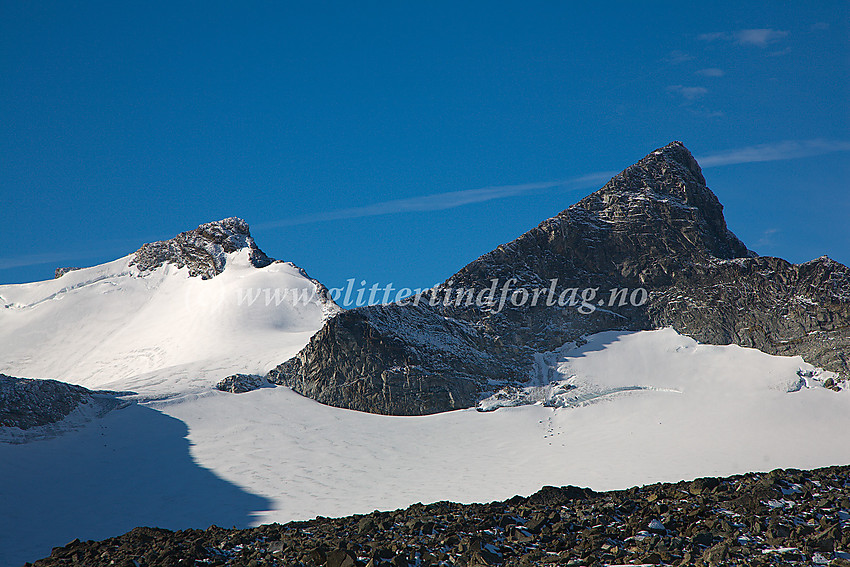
[449,142,753,299]
[567,141,751,262]
[594,141,707,204]
[645,140,704,182]
[195,217,252,240]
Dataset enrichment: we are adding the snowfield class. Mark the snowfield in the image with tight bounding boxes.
[1,256,849,566]
[159,329,847,530]
[0,249,337,396]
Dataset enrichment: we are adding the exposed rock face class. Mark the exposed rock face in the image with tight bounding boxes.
[268,141,849,415]
[130,217,273,279]
[215,373,269,394]
[649,255,850,375]
[268,303,515,414]
[0,374,121,432]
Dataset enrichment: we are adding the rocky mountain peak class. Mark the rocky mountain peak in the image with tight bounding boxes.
[638,140,705,184]
[130,217,273,279]
[588,141,708,207]
[567,141,752,266]
[450,142,751,294]
[266,142,849,416]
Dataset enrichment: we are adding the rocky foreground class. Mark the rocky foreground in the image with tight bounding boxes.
[29,465,850,567]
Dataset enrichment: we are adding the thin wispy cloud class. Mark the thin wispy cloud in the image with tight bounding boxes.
[0,249,120,272]
[695,68,724,77]
[667,85,708,102]
[664,50,695,64]
[755,228,780,248]
[254,173,617,230]
[687,108,724,119]
[697,139,850,168]
[0,252,79,271]
[699,29,789,48]
[0,238,155,273]
[6,139,849,271]
[667,86,720,116]
[259,139,850,230]
[698,32,728,43]
[734,29,788,47]
[767,46,792,57]
[0,175,612,274]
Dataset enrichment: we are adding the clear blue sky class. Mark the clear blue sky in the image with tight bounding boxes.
[2,2,848,290]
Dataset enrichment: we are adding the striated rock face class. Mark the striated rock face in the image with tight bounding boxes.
[216,373,269,394]
[268,141,850,415]
[268,303,516,414]
[130,217,273,279]
[0,374,120,431]
[648,255,850,374]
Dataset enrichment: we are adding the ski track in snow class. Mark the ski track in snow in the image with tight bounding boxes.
[1,254,849,566]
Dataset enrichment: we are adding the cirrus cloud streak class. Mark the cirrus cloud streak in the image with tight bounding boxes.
[697,139,850,168]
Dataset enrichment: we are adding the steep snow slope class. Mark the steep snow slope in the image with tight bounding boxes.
[0,249,338,397]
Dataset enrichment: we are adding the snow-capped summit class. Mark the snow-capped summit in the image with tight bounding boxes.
[0,219,339,397]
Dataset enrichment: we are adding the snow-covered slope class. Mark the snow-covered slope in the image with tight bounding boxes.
[478,328,838,410]
[163,328,847,525]
[1,214,848,566]
[3,328,849,566]
[0,244,338,398]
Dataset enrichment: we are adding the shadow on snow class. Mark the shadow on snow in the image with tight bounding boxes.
[0,403,272,567]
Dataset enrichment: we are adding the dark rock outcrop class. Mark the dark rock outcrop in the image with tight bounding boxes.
[267,302,520,414]
[28,464,850,567]
[130,217,273,279]
[0,374,121,433]
[268,141,849,415]
[215,373,269,394]
[648,254,850,373]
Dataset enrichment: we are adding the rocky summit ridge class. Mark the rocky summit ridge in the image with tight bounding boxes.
[266,141,850,415]
[130,217,273,279]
